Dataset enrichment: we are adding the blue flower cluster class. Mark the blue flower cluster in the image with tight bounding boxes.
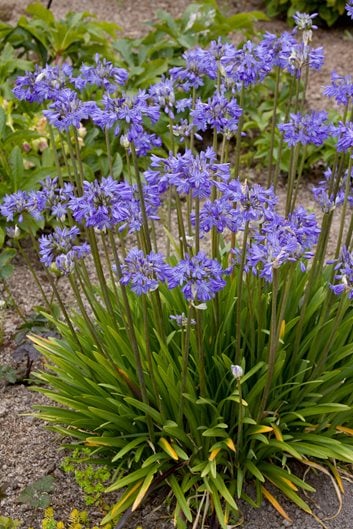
[312,167,353,213]
[346,1,353,19]
[39,226,90,275]
[279,111,335,147]
[331,246,353,298]
[239,208,319,282]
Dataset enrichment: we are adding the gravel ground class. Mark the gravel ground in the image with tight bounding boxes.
[1,0,353,528]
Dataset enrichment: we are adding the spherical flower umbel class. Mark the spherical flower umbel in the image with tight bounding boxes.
[13,64,73,103]
[323,71,353,106]
[278,111,334,147]
[168,252,227,302]
[69,177,134,231]
[43,89,96,130]
[75,54,128,92]
[39,226,90,275]
[120,248,172,295]
[191,92,242,135]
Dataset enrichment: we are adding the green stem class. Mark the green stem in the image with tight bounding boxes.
[267,66,280,187]
[335,152,353,259]
[235,222,249,364]
[234,84,245,180]
[178,305,193,424]
[258,269,279,420]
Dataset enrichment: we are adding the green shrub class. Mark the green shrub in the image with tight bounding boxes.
[265,0,348,26]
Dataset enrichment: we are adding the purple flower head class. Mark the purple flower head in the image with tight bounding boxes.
[346,1,353,19]
[69,177,134,230]
[169,47,217,90]
[92,91,160,147]
[278,111,334,147]
[283,43,324,77]
[323,71,353,106]
[148,78,176,118]
[13,64,73,103]
[245,210,318,282]
[43,89,95,130]
[25,177,75,221]
[191,92,242,135]
[219,179,277,229]
[221,40,273,87]
[336,121,353,152]
[39,226,90,275]
[0,191,32,222]
[120,248,171,295]
[76,54,128,92]
[169,252,226,302]
[198,197,238,233]
[170,313,196,326]
[259,32,297,69]
[293,12,318,32]
[169,148,230,198]
[126,125,162,157]
[311,167,353,212]
[330,246,353,298]
[209,38,237,63]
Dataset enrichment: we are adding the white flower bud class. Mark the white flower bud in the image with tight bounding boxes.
[231,365,243,379]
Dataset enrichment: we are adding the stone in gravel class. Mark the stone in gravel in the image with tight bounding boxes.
[0,2,13,21]
[0,405,7,417]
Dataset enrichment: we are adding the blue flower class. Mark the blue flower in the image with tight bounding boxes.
[191,92,242,135]
[279,111,334,147]
[330,246,353,298]
[39,226,90,274]
[75,54,128,92]
[43,89,96,130]
[120,248,171,295]
[170,47,217,91]
[69,177,134,230]
[323,71,353,106]
[346,1,353,19]
[168,252,227,302]
[13,64,73,103]
[336,122,353,152]
[221,40,273,87]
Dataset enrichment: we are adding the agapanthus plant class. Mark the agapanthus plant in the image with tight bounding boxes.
[4,12,353,529]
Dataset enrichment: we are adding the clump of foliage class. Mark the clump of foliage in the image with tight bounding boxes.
[18,476,55,510]
[61,448,112,508]
[265,0,349,26]
[3,5,353,529]
[0,517,21,529]
[28,507,112,529]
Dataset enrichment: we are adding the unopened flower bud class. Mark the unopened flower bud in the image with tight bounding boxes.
[231,365,243,379]
[7,225,20,239]
[120,134,130,149]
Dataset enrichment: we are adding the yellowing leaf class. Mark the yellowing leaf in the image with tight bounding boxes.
[280,477,298,491]
[104,480,143,521]
[131,472,155,511]
[330,464,344,494]
[209,447,221,461]
[336,425,353,436]
[251,425,273,434]
[279,319,286,339]
[159,437,179,460]
[261,486,292,522]
[224,438,236,452]
[272,424,284,441]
